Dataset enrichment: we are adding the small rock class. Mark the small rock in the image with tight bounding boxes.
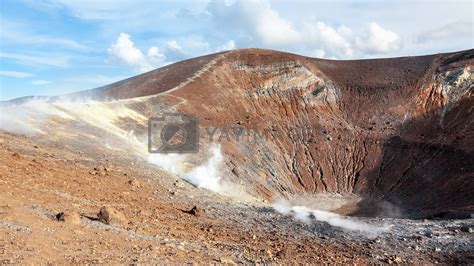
[424,230,433,238]
[174,180,185,188]
[231,167,241,177]
[460,226,473,233]
[164,243,176,248]
[128,178,140,187]
[55,211,81,225]
[219,256,235,264]
[384,256,402,264]
[434,247,442,252]
[97,206,127,226]
[186,206,204,217]
[276,248,287,258]
[392,256,403,263]
[97,167,107,176]
[266,249,273,257]
[90,165,108,176]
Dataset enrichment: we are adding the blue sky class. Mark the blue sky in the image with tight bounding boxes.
[0,0,472,100]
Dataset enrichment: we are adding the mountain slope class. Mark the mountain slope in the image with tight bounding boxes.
[4,48,474,218]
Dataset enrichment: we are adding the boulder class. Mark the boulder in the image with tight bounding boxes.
[97,206,127,226]
[56,211,81,225]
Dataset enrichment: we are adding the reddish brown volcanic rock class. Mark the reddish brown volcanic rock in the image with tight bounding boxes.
[81,48,473,218]
[53,49,474,218]
[2,48,473,264]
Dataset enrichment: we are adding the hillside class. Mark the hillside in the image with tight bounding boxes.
[0,48,473,263]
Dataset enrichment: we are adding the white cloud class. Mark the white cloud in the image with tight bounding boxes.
[147,46,166,66]
[208,0,300,46]
[107,33,194,73]
[166,40,182,52]
[107,33,161,73]
[303,22,355,57]
[356,22,402,54]
[301,20,402,58]
[207,0,402,58]
[4,0,471,101]
[163,40,187,62]
[310,48,325,58]
[307,22,401,57]
[31,80,51,85]
[24,0,471,60]
[0,70,34,78]
[216,40,236,52]
[245,0,301,46]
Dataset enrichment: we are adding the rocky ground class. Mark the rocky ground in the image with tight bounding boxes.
[1,132,472,264]
[1,48,472,264]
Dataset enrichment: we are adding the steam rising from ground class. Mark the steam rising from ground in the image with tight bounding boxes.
[273,199,387,235]
[148,153,188,175]
[148,144,229,194]
[1,97,235,196]
[182,144,224,193]
[0,97,399,226]
[0,97,147,140]
[0,99,67,134]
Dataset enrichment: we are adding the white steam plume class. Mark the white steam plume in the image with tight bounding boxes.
[0,97,150,159]
[273,199,387,235]
[148,153,188,175]
[1,97,241,198]
[148,143,227,194]
[0,98,65,135]
[182,144,223,193]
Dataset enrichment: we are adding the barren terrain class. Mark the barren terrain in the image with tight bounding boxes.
[0,48,473,263]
